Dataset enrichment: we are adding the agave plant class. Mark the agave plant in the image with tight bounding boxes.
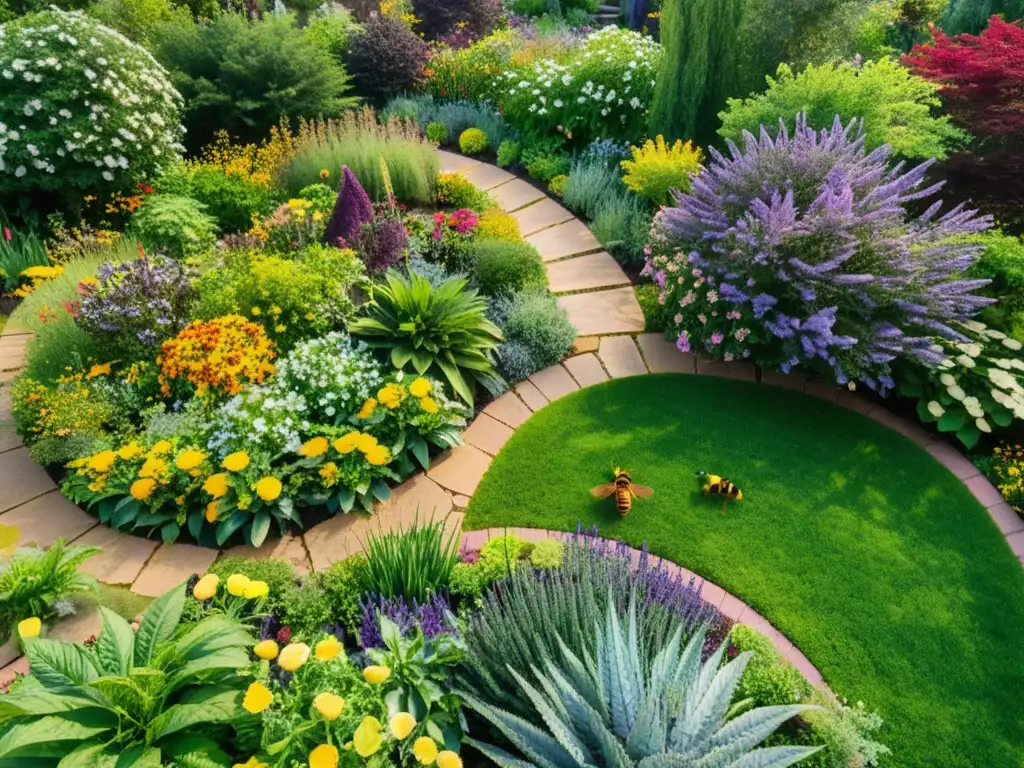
[0,582,254,766]
[462,594,821,767]
[350,270,505,407]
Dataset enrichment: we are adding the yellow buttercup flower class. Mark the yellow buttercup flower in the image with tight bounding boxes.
[242,681,273,714]
[244,580,269,600]
[205,500,220,523]
[362,665,391,684]
[278,642,310,672]
[222,451,250,472]
[315,635,343,661]
[390,711,417,740]
[419,396,439,414]
[253,640,278,660]
[118,442,144,460]
[17,617,42,639]
[255,476,282,502]
[175,449,206,471]
[356,398,377,419]
[204,472,229,499]
[333,431,360,454]
[313,691,345,720]
[356,433,378,454]
[192,573,220,600]
[413,736,439,765]
[130,478,156,501]
[353,716,384,757]
[149,440,172,456]
[298,436,329,458]
[309,744,339,768]
[409,377,431,398]
[251,306,262,316]
[365,445,391,466]
[226,573,251,596]
[87,450,117,473]
[436,751,462,768]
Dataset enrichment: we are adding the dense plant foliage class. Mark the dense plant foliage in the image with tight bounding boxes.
[470,239,547,297]
[130,194,218,259]
[345,12,429,103]
[620,135,703,206]
[361,519,461,604]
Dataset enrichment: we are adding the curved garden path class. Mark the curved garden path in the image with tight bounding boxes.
[1,150,1022,686]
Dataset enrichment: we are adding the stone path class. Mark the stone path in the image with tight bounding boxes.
[2,152,1022,685]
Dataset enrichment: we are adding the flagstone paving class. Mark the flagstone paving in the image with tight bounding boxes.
[487,178,546,212]
[545,251,630,293]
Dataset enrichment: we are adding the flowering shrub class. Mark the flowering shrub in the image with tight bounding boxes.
[411,209,481,272]
[422,29,521,102]
[458,127,489,155]
[326,166,373,249]
[76,254,194,358]
[476,207,522,242]
[436,172,491,211]
[0,9,184,199]
[11,372,116,463]
[359,209,410,274]
[621,135,703,207]
[647,115,993,394]
[8,264,64,298]
[130,195,218,260]
[978,444,1024,516]
[259,198,326,252]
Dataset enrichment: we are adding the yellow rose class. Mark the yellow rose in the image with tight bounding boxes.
[226,573,251,596]
[365,445,391,466]
[192,573,219,600]
[436,751,462,768]
[356,398,377,419]
[413,737,439,765]
[409,377,431,398]
[175,449,206,471]
[362,665,391,685]
[150,440,172,456]
[308,744,339,768]
[242,681,273,714]
[139,456,167,479]
[313,691,345,721]
[298,436,329,458]
[118,442,144,460]
[130,478,156,501]
[205,500,220,523]
[255,476,282,502]
[356,434,378,454]
[389,711,417,740]
[419,396,439,414]
[353,716,384,757]
[278,643,310,672]
[315,635,343,661]
[204,472,229,499]
[244,580,269,600]
[253,640,278,660]
[333,431,360,454]
[17,617,42,639]
[87,450,117,473]
[222,451,251,472]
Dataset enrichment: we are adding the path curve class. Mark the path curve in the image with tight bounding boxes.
[2,152,1022,681]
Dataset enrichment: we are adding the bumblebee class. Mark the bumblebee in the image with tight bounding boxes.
[591,467,653,516]
[697,470,742,512]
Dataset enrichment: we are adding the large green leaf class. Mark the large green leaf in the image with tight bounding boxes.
[95,606,136,677]
[116,745,163,767]
[164,647,250,694]
[161,734,233,767]
[937,409,966,433]
[956,423,981,449]
[57,742,118,768]
[0,716,110,760]
[26,639,99,689]
[133,582,186,668]
[248,512,271,548]
[148,687,242,741]
[0,689,104,722]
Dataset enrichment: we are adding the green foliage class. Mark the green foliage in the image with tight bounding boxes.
[635,283,668,333]
[436,173,491,211]
[730,624,812,707]
[463,598,820,767]
[525,152,572,183]
[360,519,462,604]
[477,534,524,583]
[426,121,449,144]
[497,139,521,168]
[966,230,1024,341]
[318,555,370,638]
[131,195,218,260]
[471,239,547,297]
[590,191,650,268]
[548,174,569,198]
[303,7,361,59]
[458,127,490,155]
[620,135,703,207]
[562,155,623,222]
[87,0,189,45]
[801,689,891,768]
[718,58,968,160]
[350,270,505,406]
[449,561,485,600]
[490,287,576,382]
[185,166,275,235]
[0,582,253,763]
[529,538,563,569]
[194,556,298,621]
[941,0,1023,34]
[11,374,118,463]
[0,539,100,643]
[0,224,49,293]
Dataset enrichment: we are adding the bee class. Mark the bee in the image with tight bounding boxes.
[591,467,654,516]
[697,470,742,513]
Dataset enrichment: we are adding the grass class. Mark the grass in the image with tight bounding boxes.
[465,375,1024,767]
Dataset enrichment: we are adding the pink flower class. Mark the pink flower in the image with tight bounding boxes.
[711,332,724,345]
[706,290,719,303]
[676,332,690,353]
[735,328,750,342]
[673,313,683,324]
[724,352,734,362]
[657,292,666,305]
[680,292,696,307]
[698,313,707,325]
[3,227,10,241]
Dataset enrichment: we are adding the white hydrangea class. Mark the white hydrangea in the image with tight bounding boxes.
[926,401,945,419]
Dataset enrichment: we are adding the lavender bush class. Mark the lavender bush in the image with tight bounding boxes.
[324,165,373,248]
[359,593,456,649]
[645,114,994,394]
[76,254,194,358]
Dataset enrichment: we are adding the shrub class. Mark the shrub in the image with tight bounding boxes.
[415,99,511,150]
[548,174,569,197]
[425,121,449,144]
[422,29,521,103]
[529,538,562,568]
[562,155,624,221]
[476,207,522,242]
[436,172,491,211]
[620,135,703,207]
[319,555,370,637]
[941,0,1024,35]
[344,12,429,103]
[979,444,1024,516]
[0,225,48,294]
[185,165,275,235]
[412,0,501,41]
[359,209,410,274]
[803,689,891,768]
[87,0,188,46]
[458,127,490,155]
[151,13,355,151]
[0,10,184,203]
[304,7,361,59]
[719,58,968,161]
[325,166,373,248]
[471,238,547,296]
[730,624,812,707]
[350,270,504,406]
[360,519,461,604]
[590,189,650,268]
[524,152,571,183]
[967,231,1024,340]
[650,115,993,394]
[635,282,669,333]
[191,555,298,621]
[130,195,217,260]
[496,139,521,168]
[409,208,480,273]
[490,287,576,382]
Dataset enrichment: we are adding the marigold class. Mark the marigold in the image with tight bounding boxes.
[87,450,117,473]
[175,449,206,471]
[222,451,251,472]
[356,398,377,419]
[315,635,343,661]
[118,442,144,460]
[278,642,310,672]
[353,716,384,757]
[356,433,378,454]
[419,396,439,414]
[205,500,220,523]
[255,476,282,502]
[363,665,391,684]
[254,639,279,660]
[436,751,462,768]
[390,711,417,740]
[138,456,167,479]
[320,462,339,486]
[242,681,273,714]
[309,744,339,768]
[409,377,431,398]
[298,436,329,458]
[86,362,112,379]
[227,573,251,596]
[192,573,220,600]
[365,445,391,466]
[413,736,439,765]
[334,431,361,454]
[149,440,172,456]
[130,478,157,501]
[17,617,42,639]
[313,691,345,720]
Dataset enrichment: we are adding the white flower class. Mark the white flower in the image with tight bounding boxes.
[101,170,113,181]
[1003,338,1023,351]
[947,384,966,401]
[939,373,956,387]
[926,401,945,419]
[976,417,991,433]
[14,165,26,177]
[956,354,976,368]
[553,99,563,108]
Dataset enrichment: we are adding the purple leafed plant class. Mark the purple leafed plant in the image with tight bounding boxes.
[359,592,456,649]
[360,214,409,274]
[324,166,373,249]
[646,114,994,393]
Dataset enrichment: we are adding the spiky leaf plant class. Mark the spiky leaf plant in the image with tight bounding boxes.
[462,594,821,767]
[350,270,505,407]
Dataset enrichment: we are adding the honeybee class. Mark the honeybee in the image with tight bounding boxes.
[591,467,654,516]
[697,470,742,513]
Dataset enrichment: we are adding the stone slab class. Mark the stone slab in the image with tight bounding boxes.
[131,542,218,598]
[867,406,934,448]
[511,200,576,236]
[804,381,839,403]
[483,391,533,429]
[695,357,731,378]
[571,336,599,355]
[49,603,102,644]
[636,333,695,374]
[0,636,19,668]
[545,252,630,294]
[529,364,580,401]
[222,533,311,574]
[558,288,645,336]
[72,526,160,586]
[0,447,59,514]
[0,334,30,371]
[461,163,517,192]
[988,502,1024,536]
[835,390,875,415]
[437,150,479,174]
[0,319,32,336]
[488,178,546,212]
[463,413,515,456]
[964,474,1004,509]
[598,336,647,378]
[452,494,471,509]
[525,218,603,262]
[426,444,493,497]
[514,380,549,412]
[1007,530,1024,559]
[374,473,455,532]
[0,490,97,548]
[728,362,756,381]
[563,353,609,388]
[925,442,981,481]
[304,512,376,571]
[760,369,807,392]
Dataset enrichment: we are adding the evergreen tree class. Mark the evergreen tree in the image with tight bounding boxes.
[941,0,1024,34]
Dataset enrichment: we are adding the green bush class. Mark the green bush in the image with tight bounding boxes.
[548,174,569,198]
[303,7,360,59]
[0,225,48,293]
[426,121,449,144]
[562,155,624,222]
[490,287,576,382]
[437,172,491,211]
[88,0,188,45]
[319,555,370,638]
[449,561,484,601]
[496,139,521,168]
[730,624,812,707]
[459,127,490,155]
[525,152,571,183]
[186,166,275,235]
[471,238,547,297]
[360,520,461,604]
[966,230,1024,341]
[130,194,218,260]
[590,190,650,268]
[203,556,298,619]
[529,538,562,568]
[636,283,668,333]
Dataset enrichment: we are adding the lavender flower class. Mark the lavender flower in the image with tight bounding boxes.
[359,593,456,649]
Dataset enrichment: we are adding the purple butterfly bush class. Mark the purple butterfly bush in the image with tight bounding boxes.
[646,114,994,393]
[324,165,373,248]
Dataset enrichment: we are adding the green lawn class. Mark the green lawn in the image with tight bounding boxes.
[465,375,1024,767]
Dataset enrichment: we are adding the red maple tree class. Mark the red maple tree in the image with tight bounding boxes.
[904,16,1024,147]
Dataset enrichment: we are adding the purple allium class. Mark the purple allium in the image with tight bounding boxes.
[325,166,373,248]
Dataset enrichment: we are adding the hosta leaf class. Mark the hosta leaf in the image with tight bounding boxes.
[95,606,135,677]
[916,399,938,424]
[991,407,1014,428]
[134,582,186,668]
[956,424,981,449]
[57,742,118,768]
[148,687,242,741]
[25,639,99,688]
[937,409,966,432]
[0,716,110,760]
[408,436,430,470]
[248,512,271,548]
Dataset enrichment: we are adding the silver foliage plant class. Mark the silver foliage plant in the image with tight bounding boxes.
[462,594,821,768]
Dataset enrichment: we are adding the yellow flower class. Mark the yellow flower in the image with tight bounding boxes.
[149,440,172,456]
[363,665,391,684]
[226,573,251,596]
[419,396,439,414]
[365,445,391,466]
[298,436,329,458]
[251,306,262,316]
[436,751,463,768]
[253,640,278,660]
[222,451,251,472]
[86,362,112,379]
[244,580,269,600]
[192,573,220,600]
[242,681,273,714]
[139,456,167,479]
[87,450,117,473]
[377,384,403,407]
[204,472,229,499]
[175,449,206,471]
[278,642,310,672]
[232,757,267,768]
[320,462,339,485]
[17,617,42,639]
[333,431,361,454]
[356,398,377,419]
[309,744,339,768]
[205,500,220,523]
[390,711,417,740]
[130,478,157,501]
[409,377,431,398]
[356,433,378,454]
[413,737,439,765]
[255,476,282,502]
[313,691,345,720]
[315,635,343,661]
[319,169,330,179]
[353,716,384,757]
[275,324,286,334]
[118,442,144,460]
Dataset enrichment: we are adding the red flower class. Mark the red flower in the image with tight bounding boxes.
[276,626,292,643]
[137,182,155,194]
[62,300,80,318]
[3,227,10,241]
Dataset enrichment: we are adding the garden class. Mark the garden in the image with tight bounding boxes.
[1,0,1023,766]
